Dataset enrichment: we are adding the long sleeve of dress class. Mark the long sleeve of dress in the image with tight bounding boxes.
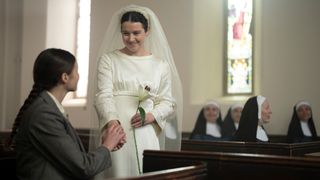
[94,54,119,128]
[150,62,175,130]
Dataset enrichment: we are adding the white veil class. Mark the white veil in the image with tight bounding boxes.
[89,4,183,157]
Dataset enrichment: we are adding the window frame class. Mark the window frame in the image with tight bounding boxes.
[223,0,255,96]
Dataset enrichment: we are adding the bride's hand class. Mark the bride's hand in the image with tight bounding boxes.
[131,113,155,128]
[106,120,120,128]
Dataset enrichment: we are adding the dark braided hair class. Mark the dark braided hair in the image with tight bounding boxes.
[121,11,149,32]
[7,48,76,148]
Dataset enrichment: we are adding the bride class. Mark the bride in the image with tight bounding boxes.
[91,4,183,178]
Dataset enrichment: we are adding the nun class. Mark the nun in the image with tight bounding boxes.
[286,101,318,143]
[221,104,243,139]
[234,96,272,142]
[190,101,224,141]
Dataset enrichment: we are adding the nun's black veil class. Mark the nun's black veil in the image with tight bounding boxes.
[287,106,317,143]
[234,96,259,142]
[190,108,223,139]
[221,108,237,138]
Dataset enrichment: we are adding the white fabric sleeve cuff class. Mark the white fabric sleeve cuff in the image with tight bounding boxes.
[150,109,166,130]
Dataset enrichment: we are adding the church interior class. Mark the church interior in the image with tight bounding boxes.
[1,0,320,179]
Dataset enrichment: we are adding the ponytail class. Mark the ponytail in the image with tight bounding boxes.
[6,84,44,148]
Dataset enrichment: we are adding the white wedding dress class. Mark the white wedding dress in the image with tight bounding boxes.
[94,50,174,178]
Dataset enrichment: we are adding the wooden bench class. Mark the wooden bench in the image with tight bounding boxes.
[182,132,320,143]
[2,130,320,179]
[112,163,207,180]
[144,150,320,179]
[181,139,320,156]
[0,144,17,180]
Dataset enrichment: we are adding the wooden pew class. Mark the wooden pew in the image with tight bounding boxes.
[182,132,314,143]
[3,129,320,156]
[112,163,207,180]
[75,130,320,157]
[181,139,320,156]
[0,156,206,180]
[2,129,320,179]
[143,150,320,179]
[0,143,17,180]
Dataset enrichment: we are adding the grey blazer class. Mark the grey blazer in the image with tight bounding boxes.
[15,91,111,180]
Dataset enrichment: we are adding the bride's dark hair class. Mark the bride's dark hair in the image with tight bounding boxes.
[121,11,149,32]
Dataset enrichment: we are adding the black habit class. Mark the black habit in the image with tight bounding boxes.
[287,106,318,143]
[190,108,223,141]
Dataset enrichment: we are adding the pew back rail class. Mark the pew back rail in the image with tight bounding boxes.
[144,150,320,179]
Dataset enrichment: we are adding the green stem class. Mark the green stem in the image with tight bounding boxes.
[136,101,141,113]
[133,101,142,174]
[133,128,141,174]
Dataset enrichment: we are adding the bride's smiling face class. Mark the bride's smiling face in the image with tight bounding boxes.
[121,22,148,55]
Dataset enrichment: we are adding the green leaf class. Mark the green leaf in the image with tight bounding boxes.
[138,107,146,126]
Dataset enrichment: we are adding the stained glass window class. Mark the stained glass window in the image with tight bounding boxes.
[226,0,253,94]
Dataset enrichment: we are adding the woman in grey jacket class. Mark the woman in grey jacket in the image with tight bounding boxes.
[7,48,126,180]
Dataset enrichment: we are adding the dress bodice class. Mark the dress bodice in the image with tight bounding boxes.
[106,50,166,97]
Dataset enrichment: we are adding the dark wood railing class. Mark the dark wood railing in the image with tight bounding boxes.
[144,150,320,179]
